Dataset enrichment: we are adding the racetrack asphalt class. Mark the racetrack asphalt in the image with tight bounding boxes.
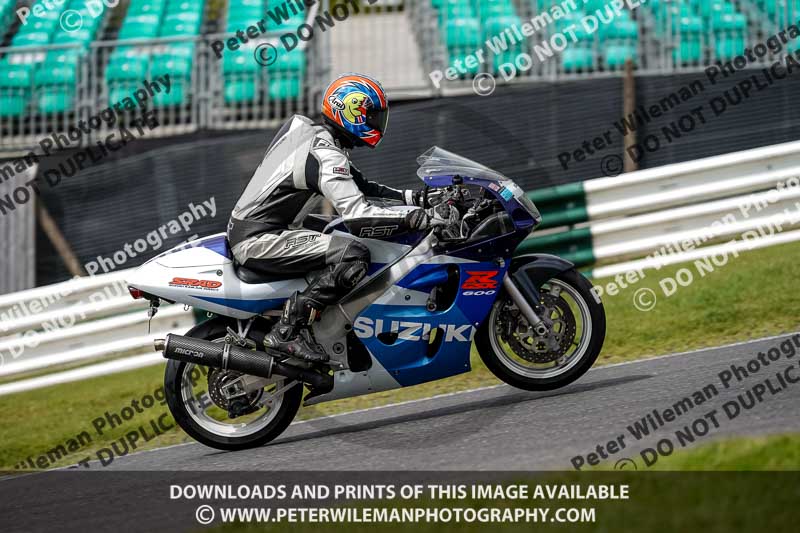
[3,333,799,533]
[99,331,800,471]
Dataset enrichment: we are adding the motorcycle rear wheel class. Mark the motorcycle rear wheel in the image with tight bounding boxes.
[163,318,303,450]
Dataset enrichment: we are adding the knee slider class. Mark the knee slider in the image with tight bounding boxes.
[338,261,368,289]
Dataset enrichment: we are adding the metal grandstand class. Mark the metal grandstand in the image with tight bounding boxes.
[1,0,798,153]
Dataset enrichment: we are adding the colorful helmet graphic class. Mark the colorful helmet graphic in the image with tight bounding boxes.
[321,73,389,148]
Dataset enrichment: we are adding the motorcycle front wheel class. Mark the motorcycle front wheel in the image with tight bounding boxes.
[163,318,303,450]
[475,268,606,391]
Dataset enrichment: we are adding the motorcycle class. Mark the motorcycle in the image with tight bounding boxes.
[126,147,606,450]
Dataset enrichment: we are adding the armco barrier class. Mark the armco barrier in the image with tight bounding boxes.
[518,140,800,265]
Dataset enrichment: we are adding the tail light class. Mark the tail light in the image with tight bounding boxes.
[128,286,144,300]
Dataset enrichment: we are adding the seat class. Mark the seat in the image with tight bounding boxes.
[233,261,302,284]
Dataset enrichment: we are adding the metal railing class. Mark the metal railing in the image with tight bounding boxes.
[0,20,329,152]
[419,0,800,89]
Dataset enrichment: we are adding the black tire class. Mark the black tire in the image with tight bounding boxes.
[163,318,303,451]
[475,268,606,392]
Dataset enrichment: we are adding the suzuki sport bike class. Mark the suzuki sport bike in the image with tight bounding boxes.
[126,147,606,450]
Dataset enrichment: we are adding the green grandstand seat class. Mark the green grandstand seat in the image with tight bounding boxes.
[581,0,609,11]
[654,3,695,36]
[0,96,27,117]
[672,16,704,64]
[166,0,204,14]
[118,22,160,40]
[225,80,257,103]
[223,52,260,74]
[153,79,186,106]
[160,20,201,36]
[482,15,523,72]
[224,53,260,103]
[444,17,481,49]
[228,6,264,21]
[713,12,747,60]
[438,0,475,23]
[108,82,141,105]
[35,64,77,85]
[482,15,521,40]
[562,48,594,71]
[271,49,306,74]
[0,64,33,88]
[151,54,192,108]
[36,87,75,113]
[445,17,482,75]
[604,44,637,68]
[0,64,32,117]
[106,56,149,82]
[490,49,522,74]
[697,0,734,19]
[151,55,192,78]
[169,43,196,59]
[266,12,306,30]
[434,0,470,9]
[475,0,515,18]
[164,12,202,25]
[12,31,51,47]
[45,48,83,66]
[127,0,167,15]
[15,17,59,35]
[109,46,143,63]
[126,14,161,25]
[269,77,300,99]
[52,29,94,45]
[600,18,638,69]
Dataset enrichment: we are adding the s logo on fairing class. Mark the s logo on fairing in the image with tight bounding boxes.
[461,271,499,290]
[353,317,474,342]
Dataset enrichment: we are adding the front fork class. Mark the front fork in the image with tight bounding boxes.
[502,274,560,351]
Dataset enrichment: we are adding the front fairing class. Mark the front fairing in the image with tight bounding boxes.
[416,146,542,230]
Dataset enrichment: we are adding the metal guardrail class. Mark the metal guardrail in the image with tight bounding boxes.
[518,140,800,265]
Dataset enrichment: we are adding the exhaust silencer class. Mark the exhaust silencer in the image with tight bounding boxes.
[157,334,332,391]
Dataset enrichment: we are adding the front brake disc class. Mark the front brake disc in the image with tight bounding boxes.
[498,293,577,363]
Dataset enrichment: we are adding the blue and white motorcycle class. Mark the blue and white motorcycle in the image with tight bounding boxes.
[126,147,606,450]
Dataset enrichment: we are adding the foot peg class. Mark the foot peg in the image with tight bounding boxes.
[263,330,329,363]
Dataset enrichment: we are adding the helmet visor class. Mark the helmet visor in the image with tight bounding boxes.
[366,107,389,135]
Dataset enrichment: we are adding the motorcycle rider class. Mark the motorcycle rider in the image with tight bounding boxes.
[227,73,444,364]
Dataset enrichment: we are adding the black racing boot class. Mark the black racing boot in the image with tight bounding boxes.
[263,294,329,363]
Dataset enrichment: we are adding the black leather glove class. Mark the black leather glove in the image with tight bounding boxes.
[412,188,446,208]
[405,208,430,231]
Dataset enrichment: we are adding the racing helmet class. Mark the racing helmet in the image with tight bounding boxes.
[321,73,389,148]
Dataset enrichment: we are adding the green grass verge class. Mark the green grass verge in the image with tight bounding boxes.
[2,240,799,471]
[636,433,800,470]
